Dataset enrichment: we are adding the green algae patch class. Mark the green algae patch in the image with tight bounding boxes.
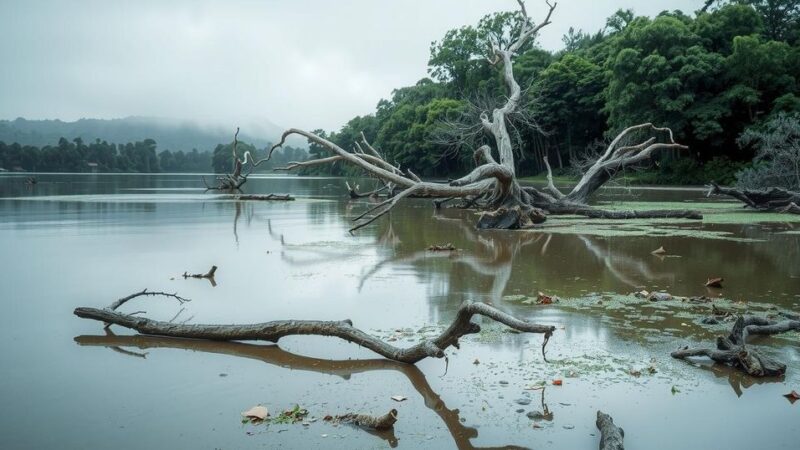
[528,200,800,240]
[598,200,800,224]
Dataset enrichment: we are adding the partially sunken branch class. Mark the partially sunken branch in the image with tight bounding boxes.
[671,315,800,377]
[74,294,555,365]
[707,182,800,214]
[596,411,625,450]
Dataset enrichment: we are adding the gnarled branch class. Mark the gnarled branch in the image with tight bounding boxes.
[75,294,555,365]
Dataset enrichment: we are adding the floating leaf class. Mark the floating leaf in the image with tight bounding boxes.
[783,390,800,404]
[537,291,558,305]
[242,405,269,421]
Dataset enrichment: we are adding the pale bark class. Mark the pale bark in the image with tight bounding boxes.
[74,294,555,365]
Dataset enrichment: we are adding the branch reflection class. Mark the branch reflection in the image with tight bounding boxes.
[75,334,532,450]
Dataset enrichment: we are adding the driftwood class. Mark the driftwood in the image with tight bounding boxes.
[182,265,217,280]
[334,409,398,430]
[672,314,800,377]
[707,182,800,214]
[74,292,555,365]
[596,411,624,450]
[260,1,700,232]
[223,194,294,201]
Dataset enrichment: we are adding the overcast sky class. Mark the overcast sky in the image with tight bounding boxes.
[0,0,702,131]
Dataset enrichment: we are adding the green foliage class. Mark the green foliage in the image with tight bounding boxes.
[297,1,799,185]
[735,113,800,189]
[629,156,746,185]
[211,141,257,174]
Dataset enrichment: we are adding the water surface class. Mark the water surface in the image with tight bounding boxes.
[0,173,798,449]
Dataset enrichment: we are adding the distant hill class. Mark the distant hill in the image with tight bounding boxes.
[0,116,303,151]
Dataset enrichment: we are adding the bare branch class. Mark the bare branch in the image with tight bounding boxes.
[75,299,555,365]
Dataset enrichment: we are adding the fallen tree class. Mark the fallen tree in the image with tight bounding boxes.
[671,313,800,377]
[259,1,701,232]
[707,182,800,214]
[74,291,555,365]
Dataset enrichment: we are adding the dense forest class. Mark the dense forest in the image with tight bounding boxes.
[0,137,307,174]
[300,0,800,185]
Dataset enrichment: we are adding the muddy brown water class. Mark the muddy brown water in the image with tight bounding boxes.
[0,173,798,449]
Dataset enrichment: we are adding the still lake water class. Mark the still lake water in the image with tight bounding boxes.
[0,173,798,449]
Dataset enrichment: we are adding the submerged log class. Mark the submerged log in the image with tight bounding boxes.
[596,411,624,450]
[335,409,398,430]
[74,292,555,365]
[183,265,217,280]
[671,315,800,377]
[224,194,294,201]
[707,182,800,214]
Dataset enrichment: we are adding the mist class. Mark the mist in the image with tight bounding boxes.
[0,0,701,132]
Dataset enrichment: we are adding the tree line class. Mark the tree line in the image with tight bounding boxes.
[300,0,800,185]
[0,136,307,174]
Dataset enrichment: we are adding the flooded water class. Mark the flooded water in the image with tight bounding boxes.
[0,173,798,449]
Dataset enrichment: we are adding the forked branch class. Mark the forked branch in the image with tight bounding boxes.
[74,294,555,365]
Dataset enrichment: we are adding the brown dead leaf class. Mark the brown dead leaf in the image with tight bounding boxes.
[705,277,724,288]
[783,390,800,404]
[242,405,269,421]
[537,291,557,305]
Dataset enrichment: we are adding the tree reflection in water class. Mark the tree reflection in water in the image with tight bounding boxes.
[75,332,540,449]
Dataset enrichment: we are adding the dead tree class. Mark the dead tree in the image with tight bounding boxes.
[204,128,249,191]
[262,1,701,232]
[671,314,800,377]
[74,292,555,365]
[204,128,277,191]
[707,182,800,214]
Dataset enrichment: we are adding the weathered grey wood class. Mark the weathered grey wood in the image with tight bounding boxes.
[224,194,294,201]
[596,411,624,450]
[75,297,555,365]
[707,182,800,214]
[671,315,800,377]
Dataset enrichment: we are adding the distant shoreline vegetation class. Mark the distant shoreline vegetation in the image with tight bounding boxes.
[0,137,308,174]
